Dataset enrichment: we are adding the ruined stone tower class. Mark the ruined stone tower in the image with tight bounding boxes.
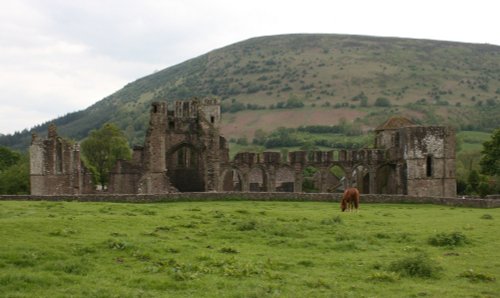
[108,97,228,193]
[374,117,456,197]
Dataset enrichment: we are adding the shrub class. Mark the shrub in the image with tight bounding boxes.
[459,269,496,282]
[237,220,257,231]
[428,232,468,247]
[106,239,131,250]
[368,271,400,282]
[374,97,391,107]
[388,253,441,278]
[219,247,239,254]
[480,214,493,220]
[321,216,343,225]
[297,260,315,267]
[477,182,490,198]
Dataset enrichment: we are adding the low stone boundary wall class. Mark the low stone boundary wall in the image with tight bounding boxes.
[0,192,499,208]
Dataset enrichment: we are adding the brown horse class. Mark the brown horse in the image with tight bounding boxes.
[340,188,360,212]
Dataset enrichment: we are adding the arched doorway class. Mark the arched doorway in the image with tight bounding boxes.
[302,166,320,193]
[222,168,243,191]
[376,164,397,194]
[352,165,370,194]
[249,167,268,192]
[167,144,204,192]
[275,166,295,192]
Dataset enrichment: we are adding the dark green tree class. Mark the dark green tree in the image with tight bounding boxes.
[0,146,21,171]
[81,123,132,188]
[0,152,29,195]
[467,170,480,193]
[480,128,500,176]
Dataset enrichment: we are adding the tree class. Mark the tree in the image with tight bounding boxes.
[480,128,500,177]
[467,170,480,193]
[0,148,29,195]
[0,146,21,171]
[81,123,132,188]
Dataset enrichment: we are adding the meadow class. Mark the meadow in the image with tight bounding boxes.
[0,200,498,297]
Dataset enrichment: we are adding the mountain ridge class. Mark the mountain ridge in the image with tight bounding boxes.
[1,33,499,150]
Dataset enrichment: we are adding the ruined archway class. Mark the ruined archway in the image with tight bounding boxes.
[352,164,370,194]
[302,166,320,193]
[275,166,295,192]
[166,143,204,192]
[221,168,243,191]
[376,164,397,194]
[249,166,268,192]
[327,164,346,193]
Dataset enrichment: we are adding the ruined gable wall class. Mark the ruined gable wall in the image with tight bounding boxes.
[30,126,92,195]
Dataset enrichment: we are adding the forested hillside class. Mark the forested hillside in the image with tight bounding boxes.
[1,34,499,150]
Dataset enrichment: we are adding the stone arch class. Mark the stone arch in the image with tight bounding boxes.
[221,168,243,191]
[351,164,370,194]
[376,163,397,194]
[249,166,268,192]
[275,166,295,192]
[166,142,204,192]
[302,165,321,193]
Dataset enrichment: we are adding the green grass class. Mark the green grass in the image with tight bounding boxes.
[0,201,499,297]
[457,131,491,153]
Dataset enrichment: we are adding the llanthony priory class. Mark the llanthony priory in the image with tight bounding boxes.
[30,98,456,197]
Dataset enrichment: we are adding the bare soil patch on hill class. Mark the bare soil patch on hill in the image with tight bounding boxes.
[221,108,366,139]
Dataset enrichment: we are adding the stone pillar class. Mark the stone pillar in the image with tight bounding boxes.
[293,164,303,193]
[369,167,376,194]
[241,170,250,192]
[267,166,276,192]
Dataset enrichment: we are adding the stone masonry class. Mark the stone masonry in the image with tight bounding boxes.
[30,99,456,197]
[30,124,94,195]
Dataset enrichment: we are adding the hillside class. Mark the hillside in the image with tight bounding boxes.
[1,34,499,150]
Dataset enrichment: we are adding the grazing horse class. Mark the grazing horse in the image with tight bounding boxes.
[340,188,360,212]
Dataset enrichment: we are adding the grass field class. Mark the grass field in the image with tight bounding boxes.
[457,131,491,153]
[0,201,498,297]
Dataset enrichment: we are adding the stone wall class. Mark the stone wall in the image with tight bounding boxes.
[1,193,499,208]
[31,106,456,199]
[30,124,94,195]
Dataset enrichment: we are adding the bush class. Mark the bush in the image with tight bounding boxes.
[374,97,391,107]
[477,182,490,198]
[388,253,441,278]
[428,232,468,247]
[459,269,496,282]
[368,271,400,282]
[321,216,343,225]
[219,247,239,254]
[236,137,248,146]
[237,220,257,231]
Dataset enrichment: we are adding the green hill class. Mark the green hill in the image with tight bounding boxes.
[1,34,499,150]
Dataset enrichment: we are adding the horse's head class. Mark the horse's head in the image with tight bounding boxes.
[340,200,347,212]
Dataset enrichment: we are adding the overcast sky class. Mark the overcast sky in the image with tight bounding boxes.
[1,0,499,135]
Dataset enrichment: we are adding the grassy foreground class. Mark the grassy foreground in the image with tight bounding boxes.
[0,201,498,297]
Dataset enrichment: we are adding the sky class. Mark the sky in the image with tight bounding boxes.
[0,0,499,135]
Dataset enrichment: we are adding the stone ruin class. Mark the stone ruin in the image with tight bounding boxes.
[30,124,94,195]
[30,98,456,197]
